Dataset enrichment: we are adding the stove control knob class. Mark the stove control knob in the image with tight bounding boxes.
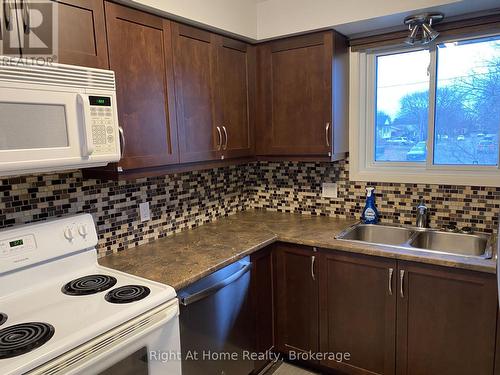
[78,224,88,238]
[64,227,75,242]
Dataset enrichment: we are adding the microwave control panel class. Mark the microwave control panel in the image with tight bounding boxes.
[89,96,116,154]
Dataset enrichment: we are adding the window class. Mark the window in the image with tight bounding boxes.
[433,38,500,166]
[375,50,430,162]
[350,34,500,186]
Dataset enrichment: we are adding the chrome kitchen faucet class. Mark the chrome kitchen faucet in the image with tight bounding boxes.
[416,198,428,228]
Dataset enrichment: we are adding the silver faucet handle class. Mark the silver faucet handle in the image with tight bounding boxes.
[443,224,458,232]
[461,226,473,234]
[417,197,427,209]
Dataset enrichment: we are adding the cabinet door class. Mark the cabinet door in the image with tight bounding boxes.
[214,36,254,159]
[274,243,319,354]
[256,32,332,156]
[397,261,497,375]
[251,246,274,372]
[53,0,108,69]
[1,0,21,57]
[319,251,396,375]
[495,310,500,375]
[172,23,219,163]
[105,2,179,170]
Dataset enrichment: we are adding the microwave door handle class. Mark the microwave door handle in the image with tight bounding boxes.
[77,94,95,156]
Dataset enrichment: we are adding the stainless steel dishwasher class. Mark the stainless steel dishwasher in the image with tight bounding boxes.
[178,256,255,375]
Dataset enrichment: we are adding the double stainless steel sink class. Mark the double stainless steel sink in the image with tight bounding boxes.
[336,223,493,259]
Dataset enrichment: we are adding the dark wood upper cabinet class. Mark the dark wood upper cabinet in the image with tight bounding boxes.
[54,0,108,69]
[213,36,255,159]
[274,243,319,354]
[104,2,179,171]
[1,1,21,57]
[256,31,348,160]
[171,23,219,164]
[319,251,397,375]
[396,261,497,375]
[172,24,254,163]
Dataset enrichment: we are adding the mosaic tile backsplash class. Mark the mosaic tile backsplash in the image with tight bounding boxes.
[1,159,499,257]
[246,160,500,233]
[0,166,248,257]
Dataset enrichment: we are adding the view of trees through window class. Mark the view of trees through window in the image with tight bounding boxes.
[375,36,500,166]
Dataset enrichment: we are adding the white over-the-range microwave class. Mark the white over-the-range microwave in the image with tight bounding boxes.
[0,57,122,177]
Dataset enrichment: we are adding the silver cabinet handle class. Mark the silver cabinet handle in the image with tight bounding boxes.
[311,255,316,281]
[325,122,330,147]
[118,126,125,159]
[222,126,228,151]
[388,268,394,296]
[216,126,222,151]
[3,0,13,31]
[400,269,405,298]
[21,0,29,34]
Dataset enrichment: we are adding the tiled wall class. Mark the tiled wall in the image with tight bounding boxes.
[246,160,500,232]
[0,166,248,257]
[1,159,499,258]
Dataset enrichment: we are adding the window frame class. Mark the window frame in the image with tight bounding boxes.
[350,32,500,186]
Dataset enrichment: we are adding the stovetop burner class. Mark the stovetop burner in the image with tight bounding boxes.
[0,314,7,327]
[0,322,55,359]
[62,274,117,296]
[105,285,151,304]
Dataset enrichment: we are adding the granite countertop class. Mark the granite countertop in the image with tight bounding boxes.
[99,210,497,290]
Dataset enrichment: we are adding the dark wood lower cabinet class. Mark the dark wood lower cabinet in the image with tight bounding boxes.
[251,247,274,372]
[274,243,319,355]
[270,244,498,375]
[319,251,396,375]
[495,310,500,375]
[396,261,497,375]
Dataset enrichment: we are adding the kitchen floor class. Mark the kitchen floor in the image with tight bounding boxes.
[266,362,320,375]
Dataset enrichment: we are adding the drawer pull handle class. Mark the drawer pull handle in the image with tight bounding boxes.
[388,268,394,295]
[21,0,30,34]
[222,126,228,151]
[400,269,405,298]
[216,126,222,151]
[325,122,331,147]
[3,0,13,31]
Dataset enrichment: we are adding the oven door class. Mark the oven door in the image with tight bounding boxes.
[27,300,182,375]
[0,85,118,176]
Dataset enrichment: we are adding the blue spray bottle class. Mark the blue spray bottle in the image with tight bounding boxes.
[362,187,379,224]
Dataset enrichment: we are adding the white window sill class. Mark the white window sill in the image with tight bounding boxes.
[350,165,500,186]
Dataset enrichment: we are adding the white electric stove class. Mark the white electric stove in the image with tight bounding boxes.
[0,214,181,375]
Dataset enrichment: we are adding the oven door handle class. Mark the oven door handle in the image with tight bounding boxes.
[180,262,252,306]
[25,300,179,375]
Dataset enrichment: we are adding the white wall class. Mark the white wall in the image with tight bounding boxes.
[256,0,462,39]
[122,0,500,41]
[120,0,258,40]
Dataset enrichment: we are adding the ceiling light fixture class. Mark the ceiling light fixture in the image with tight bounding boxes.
[404,12,444,46]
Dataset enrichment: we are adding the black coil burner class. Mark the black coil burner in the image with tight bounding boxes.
[105,285,151,304]
[0,314,7,327]
[62,274,117,296]
[0,322,55,359]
